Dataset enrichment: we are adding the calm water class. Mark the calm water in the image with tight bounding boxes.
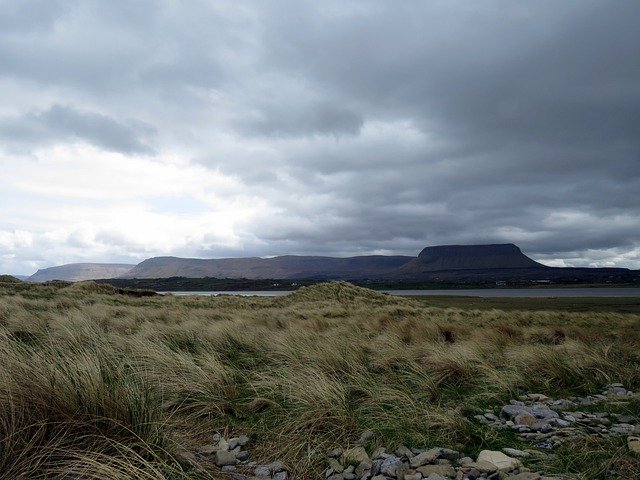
[161,287,640,298]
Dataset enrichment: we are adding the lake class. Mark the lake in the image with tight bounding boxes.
[161,287,640,298]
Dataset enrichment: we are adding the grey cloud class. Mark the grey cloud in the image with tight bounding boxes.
[0,105,154,154]
[241,101,362,137]
[1,0,640,272]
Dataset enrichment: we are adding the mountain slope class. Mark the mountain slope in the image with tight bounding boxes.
[28,263,136,282]
[121,255,414,280]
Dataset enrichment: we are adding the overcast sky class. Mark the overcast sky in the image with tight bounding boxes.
[1,1,639,274]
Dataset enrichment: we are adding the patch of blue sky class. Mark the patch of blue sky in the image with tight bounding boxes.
[149,194,210,215]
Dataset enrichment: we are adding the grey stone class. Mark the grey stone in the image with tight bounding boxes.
[380,455,408,479]
[254,466,271,476]
[236,450,250,462]
[358,430,375,444]
[215,450,237,467]
[410,448,442,467]
[476,451,521,472]
[502,448,529,458]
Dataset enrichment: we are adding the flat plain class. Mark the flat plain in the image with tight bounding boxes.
[0,280,638,479]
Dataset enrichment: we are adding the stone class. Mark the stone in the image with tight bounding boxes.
[221,465,237,473]
[396,445,414,458]
[417,464,456,477]
[269,460,285,473]
[380,455,408,479]
[236,450,250,462]
[215,450,237,467]
[514,411,538,426]
[628,436,640,453]
[404,474,422,480]
[476,451,521,472]
[410,448,442,467]
[358,430,375,444]
[424,475,447,480]
[273,472,288,480]
[327,473,344,480]
[328,458,344,472]
[466,460,497,473]
[254,466,271,476]
[502,448,530,458]
[509,473,541,480]
[342,446,373,476]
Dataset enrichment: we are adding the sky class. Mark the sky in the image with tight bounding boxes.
[1,0,640,275]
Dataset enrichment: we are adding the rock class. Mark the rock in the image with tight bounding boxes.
[221,465,237,473]
[215,450,237,467]
[404,473,422,480]
[410,448,442,467]
[466,460,497,473]
[273,472,288,480]
[476,450,521,472]
[514,411,538,426]
[269,460,286,473]
[329,457,344,471]
[380,455,408,479]
[236,450,250,461]
[502,448,530,458]
[342,446,373,476]
[424,475,447,480]
[416,464,456,477]
[628,436,640,453]
[357,430,375,444]
[509,474,541,480]
[254,465,271,476]
[396,445,414,458]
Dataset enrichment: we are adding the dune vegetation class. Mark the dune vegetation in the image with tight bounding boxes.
[0,281,638,479]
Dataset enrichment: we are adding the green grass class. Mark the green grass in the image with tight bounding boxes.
[0,280,638,478]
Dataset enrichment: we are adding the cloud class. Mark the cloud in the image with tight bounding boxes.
[1,0,639,274]
[0,105,154,154]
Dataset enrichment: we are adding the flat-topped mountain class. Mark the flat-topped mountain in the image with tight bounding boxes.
[121,255,413,280]
[397,243,545,275]
[28,263,135,282]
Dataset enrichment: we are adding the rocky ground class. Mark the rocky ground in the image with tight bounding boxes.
[196,384,639,479]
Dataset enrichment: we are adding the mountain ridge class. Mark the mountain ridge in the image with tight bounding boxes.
[28,263,135,283]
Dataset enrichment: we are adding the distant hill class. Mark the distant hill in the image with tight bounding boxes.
[396,243,545,276]
[121,255,413,280]
[30,244,640,285]
[28,263,135,283]
[0,274,22,283]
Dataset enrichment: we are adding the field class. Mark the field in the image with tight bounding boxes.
[0,280,639,479]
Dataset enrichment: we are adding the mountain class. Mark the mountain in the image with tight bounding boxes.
[28,263,136,283]
[121,255,414,280]
[119,244,637,284]
[396,243,545,275]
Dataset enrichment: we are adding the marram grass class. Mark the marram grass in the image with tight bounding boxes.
[0,281,638,478]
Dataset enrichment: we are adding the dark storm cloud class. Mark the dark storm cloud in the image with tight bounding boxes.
[1,0,640,271]
[0,105,154,154]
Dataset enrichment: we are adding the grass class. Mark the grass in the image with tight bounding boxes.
[0,280,638,478]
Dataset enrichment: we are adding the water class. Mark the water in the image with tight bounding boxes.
[161,287,640,298]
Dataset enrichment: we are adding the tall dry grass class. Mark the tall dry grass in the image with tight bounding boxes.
[0,281,638,478]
